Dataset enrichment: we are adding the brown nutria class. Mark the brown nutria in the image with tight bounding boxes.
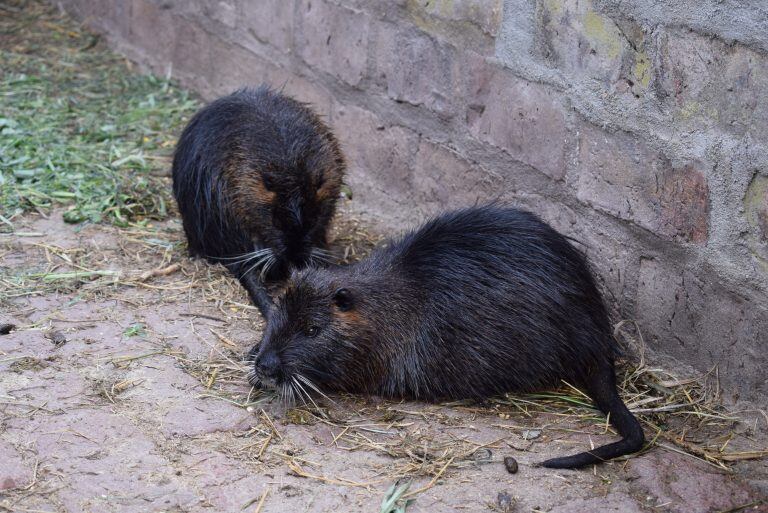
[249,204,645,469]
[172,86,345,316]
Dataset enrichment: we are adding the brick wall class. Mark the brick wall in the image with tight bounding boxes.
[54,0,768,405]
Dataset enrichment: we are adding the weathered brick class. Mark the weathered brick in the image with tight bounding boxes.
[576,121,709,243]
[657,164,709,243]
[539,1,622,80]
[331,103,418,225]
[744,173,768,262]
[296,0,370,87]
[534,0,652,92]
[412,139,496,215]
[594,0,768,56]
[203,37,334,116]
[129,0,177,63]
[280,74,335,120]
[657,28,768,143]
[332,103,417,193]
[466,60,570,180]
[204,0,237,28]
[375,23,455,116]
[208,37,275,95]
[170,16,215,94]
[425,0,502,36]
[636,258,768,403]
[241,0,293,52]
[402,0,502,54]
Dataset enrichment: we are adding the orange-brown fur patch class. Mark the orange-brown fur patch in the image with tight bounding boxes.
[316,164,344,202]
[222,158,275,225]
[334,307,365,329]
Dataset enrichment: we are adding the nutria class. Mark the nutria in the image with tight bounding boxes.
[249,205,645,469]
[172,86,345,316]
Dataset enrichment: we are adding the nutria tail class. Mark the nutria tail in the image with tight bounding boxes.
[541,360,645,469]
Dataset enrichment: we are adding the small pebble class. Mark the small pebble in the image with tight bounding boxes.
[504,456,519,474]
[522,429,541,440]
[497,491,515,512]
[0,323,16,335]
[45,330,67,347]
[473,448,492,463]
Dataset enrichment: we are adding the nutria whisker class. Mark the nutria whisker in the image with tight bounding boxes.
[309,248,334,265]
[209,247,273,263]
[309,254,333,266]
[259,255,278,281]
[295,372,335,405]
[286,380,298,406]
[219,251,271,268]
[310,247,334,258]
[292,375,321,411]
[247,372,261,388]
[240,252,274,280]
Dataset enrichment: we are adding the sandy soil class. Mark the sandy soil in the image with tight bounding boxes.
[1,208,766,513]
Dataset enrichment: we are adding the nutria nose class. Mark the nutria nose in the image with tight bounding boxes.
[256,352,281,379]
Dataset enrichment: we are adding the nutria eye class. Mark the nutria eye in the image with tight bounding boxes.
[306,326,319,338]
[262,175,275,191]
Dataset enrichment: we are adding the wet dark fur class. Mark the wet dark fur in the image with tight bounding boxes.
[251,205,645,469]
[172,86,345,315]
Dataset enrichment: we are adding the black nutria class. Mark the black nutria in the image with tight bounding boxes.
[250,205,645,469]
[172,86,345,316]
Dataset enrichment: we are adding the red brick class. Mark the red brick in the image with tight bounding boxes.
[658,28,768,143]
[129,0,177,63]
[202,37,334,116]
[466,60,570,180]
[296,0,370,87]
[657,164,709,243]
[241,0,294,52]
[412,139,497,215]
[406,0,503,38]
[744,173,768,262]
[375,23,455,116]
[536,1,629,84]
[331,103,419,225]
[636,258,768,404]
[170,16,215,94]
[576,121,709,243]
[396,0,502,55]
[204,0,237,28]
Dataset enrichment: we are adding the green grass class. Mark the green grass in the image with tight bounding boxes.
[123,323,147,338]
[0,1,199,229]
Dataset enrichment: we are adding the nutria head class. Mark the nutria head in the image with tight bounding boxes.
[249,269,380,400]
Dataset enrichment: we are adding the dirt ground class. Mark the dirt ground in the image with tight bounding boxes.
[1,206,767,513]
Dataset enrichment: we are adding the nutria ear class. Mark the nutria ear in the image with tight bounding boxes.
[332,288,354,312]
